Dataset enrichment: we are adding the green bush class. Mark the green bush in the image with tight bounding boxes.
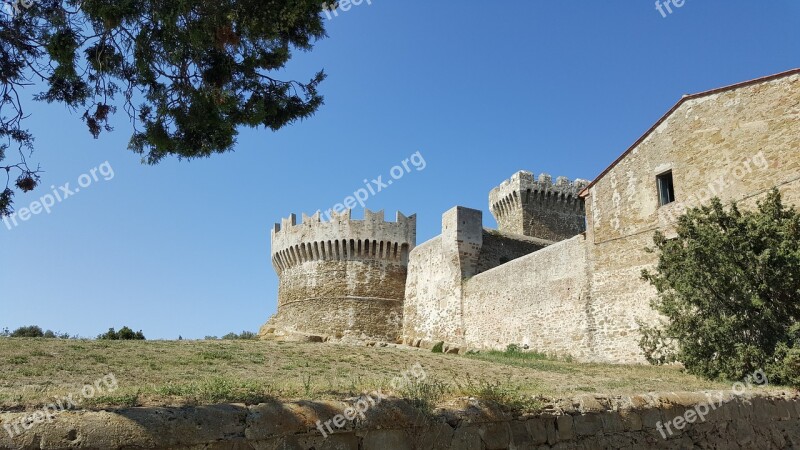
[98,327,146,340]
[431,341,445,353]
[505,344,521,354]
[11,325,44,337]
[221,331,257,340]
[641,190,800,384]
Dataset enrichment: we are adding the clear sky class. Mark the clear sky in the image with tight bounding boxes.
[2,1,798,339]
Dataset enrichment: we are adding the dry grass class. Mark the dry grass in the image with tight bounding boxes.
[0,338,759,412]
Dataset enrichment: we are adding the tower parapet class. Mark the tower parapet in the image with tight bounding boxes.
[263,209,416,342]
[489,170,589,242]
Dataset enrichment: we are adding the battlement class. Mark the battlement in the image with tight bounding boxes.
[489,170,589,241]
[489,171,589,213]
[270,209,417,274]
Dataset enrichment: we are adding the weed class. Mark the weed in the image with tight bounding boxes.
[459,376,543,413]
[398,377,449,415]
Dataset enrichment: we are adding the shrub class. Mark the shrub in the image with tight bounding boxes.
[238,331,257,340]
[222,331,257,340]
[431,341,444,353]
[98,327,146,340]
[641,190,800,384]
[11,325,44,337]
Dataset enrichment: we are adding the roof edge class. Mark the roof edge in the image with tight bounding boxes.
[579,68,800,198]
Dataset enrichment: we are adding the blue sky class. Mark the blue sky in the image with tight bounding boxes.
[2,1,798,339]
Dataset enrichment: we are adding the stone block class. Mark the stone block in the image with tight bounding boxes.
[477,422,511,449]
[556,415,574,441]
[449,426,483,450]
[524,418,549,445]
[599,411,624,433]
[362,430,412,450]
[619,411,642,432]
[410,422,455,450]
[573,414,602,437]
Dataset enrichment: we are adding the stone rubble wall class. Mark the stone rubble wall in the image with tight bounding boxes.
[2,391,799,449]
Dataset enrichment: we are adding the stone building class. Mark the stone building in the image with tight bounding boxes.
[578,68,800,362]
[264,68,800,363]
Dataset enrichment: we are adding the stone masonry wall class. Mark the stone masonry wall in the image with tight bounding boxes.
[403,207,589,356]
[582,71,800,363]
[3,391,800,449]
[403,207,554,349]
[265,209,416,342]
[462,235,592,358]
[402,236,464,347]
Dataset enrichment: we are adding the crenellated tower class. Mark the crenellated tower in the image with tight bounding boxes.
[262,209,416,342]
[489,171,589,242]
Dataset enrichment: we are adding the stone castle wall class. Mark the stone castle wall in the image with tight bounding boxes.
[403,209,592,356]
[462,234,592,357]
[402,207,550,348]
[265,209,416,342]
[582,71,800,363]
[403,70,800,362]
[401,235,461,347]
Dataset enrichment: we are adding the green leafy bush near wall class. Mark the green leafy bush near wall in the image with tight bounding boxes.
[641,189,800,385]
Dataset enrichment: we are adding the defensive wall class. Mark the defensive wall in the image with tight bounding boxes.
[404,70,800,363]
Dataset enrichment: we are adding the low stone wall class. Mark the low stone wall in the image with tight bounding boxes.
[2,391,799,449]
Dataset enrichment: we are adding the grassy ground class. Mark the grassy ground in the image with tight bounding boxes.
[0,338,756,412]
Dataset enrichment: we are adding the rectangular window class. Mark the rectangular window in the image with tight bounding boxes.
[657,171,676,206]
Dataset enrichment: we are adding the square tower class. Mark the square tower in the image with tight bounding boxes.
[489,171,588,242]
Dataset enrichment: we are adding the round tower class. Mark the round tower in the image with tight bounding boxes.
[489,171,589,242]
[261,209,416,342]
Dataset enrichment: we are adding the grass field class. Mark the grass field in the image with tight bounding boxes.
[0,338,752,413]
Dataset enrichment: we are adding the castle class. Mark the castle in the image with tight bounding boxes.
[261,68,800,363]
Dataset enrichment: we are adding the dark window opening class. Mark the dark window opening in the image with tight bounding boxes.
[657,171,676,206]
